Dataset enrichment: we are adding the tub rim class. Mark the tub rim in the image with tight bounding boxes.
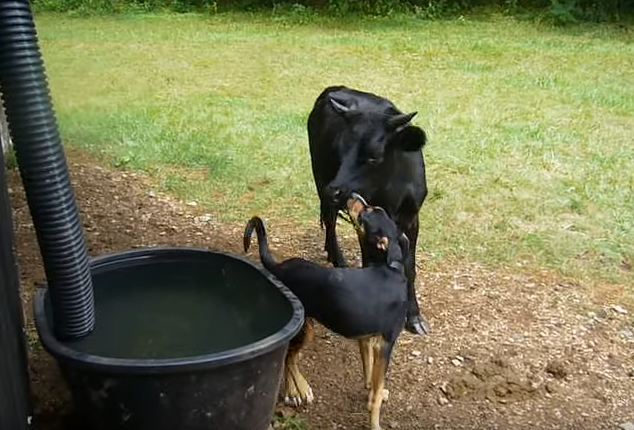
[34,247,305,375]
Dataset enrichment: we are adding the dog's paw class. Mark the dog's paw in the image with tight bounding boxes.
[284,388,314,407]
[284,375,314,407]
[295,374,314,405]
[382,389,389,402]
[284,394,302,407]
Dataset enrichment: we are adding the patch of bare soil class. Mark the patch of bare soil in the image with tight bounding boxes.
[8,150,634,430]
[444,357,539,403]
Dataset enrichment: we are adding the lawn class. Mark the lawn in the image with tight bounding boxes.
[35,11,634,286]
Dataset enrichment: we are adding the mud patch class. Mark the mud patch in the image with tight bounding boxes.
[445,357,539,403]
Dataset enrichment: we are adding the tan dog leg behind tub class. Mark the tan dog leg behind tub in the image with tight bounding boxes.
[284,319,315,407]
[368,337,388,430]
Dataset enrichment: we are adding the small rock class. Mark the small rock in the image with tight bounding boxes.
[451,359,462,367]
[275,406,295,418]
[545,381,559,394]
[389,422,400,429]
[427,357,434,365]
[620,329,634,341]
[463,356,475,366]
[148,191,156,198]
[596,308,609,319]
[186,201,198,207]
[619,422,634,430]
[610,305,628,315]
[411,350,422,357]
[437,396,449,406]
[545,360,568,379]
[628,369,634,378]
[492,357,509,368]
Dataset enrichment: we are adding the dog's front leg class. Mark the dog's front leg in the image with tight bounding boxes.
[368,337,389,430]
[358,338,374,389]
[284,319,315,407]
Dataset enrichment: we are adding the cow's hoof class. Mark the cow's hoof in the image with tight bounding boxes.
[405,314,430,336]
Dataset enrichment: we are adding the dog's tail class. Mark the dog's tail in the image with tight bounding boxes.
[243,216,278,271]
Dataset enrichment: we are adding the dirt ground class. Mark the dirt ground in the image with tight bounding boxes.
[8,150,634,430]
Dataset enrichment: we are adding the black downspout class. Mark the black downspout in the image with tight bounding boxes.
[0,1,95,340]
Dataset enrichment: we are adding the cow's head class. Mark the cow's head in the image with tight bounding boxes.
[324,96,427,207]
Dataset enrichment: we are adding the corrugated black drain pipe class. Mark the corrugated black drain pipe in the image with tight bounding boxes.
[0,0,95,340]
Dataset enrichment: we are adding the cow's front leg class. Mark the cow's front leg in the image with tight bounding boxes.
[321,203,347,267]
[403,218,430,336]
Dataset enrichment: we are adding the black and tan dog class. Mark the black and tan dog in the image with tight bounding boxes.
[243,195,409,430]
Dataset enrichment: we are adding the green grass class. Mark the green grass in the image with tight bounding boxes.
[273,414,308,430]
[35,12,634,286]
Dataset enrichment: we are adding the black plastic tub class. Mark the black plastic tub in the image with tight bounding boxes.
[34,248,304,430]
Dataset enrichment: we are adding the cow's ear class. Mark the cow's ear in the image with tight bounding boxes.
[387,111,417,133]
[394,125,427,152]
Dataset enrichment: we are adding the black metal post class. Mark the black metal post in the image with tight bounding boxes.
[0,147,31,430]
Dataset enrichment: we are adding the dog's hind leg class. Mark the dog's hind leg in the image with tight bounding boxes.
[284,319,315,407]
[284,356,301,407]
[358,338,374,389]
[368,337,392,430]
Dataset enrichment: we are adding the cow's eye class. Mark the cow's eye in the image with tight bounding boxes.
[367,158,382,166]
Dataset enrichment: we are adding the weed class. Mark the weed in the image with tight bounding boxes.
[273,414,308,430]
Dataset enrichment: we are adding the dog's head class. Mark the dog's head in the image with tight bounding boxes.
[346,193,409,267]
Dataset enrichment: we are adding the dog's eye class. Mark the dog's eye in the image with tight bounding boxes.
[367,158,382,166]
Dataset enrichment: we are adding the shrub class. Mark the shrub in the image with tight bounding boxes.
[32,0,634,21]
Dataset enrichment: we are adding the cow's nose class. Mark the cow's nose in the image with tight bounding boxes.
[325,186,345,205]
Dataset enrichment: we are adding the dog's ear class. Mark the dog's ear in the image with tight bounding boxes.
[387,234,409,265]
[397,233,410,263]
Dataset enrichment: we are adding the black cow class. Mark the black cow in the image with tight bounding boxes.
[307,86,430,335]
